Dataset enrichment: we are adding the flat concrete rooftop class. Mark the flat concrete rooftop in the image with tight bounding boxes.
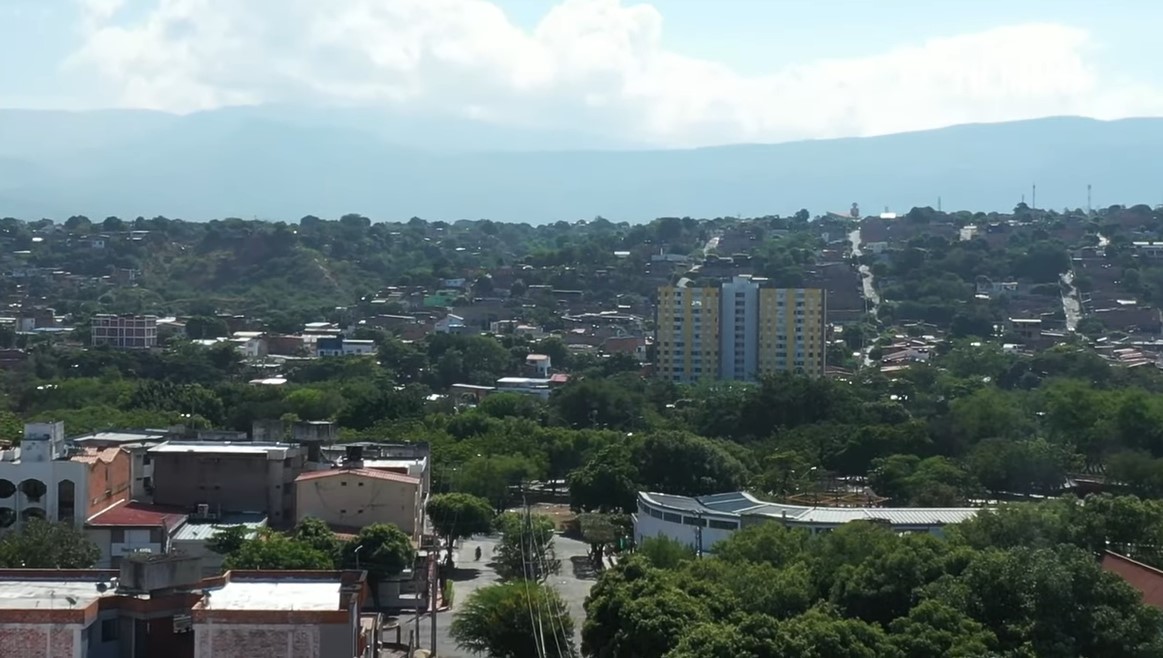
[0,578,114,610]
[203,579,341,611]
[148,441,294,456]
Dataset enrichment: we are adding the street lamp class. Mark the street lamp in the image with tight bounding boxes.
[354,544,365,571]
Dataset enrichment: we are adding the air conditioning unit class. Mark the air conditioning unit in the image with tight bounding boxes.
[196,503,210,517]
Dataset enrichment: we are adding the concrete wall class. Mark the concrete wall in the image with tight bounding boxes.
[153,454,297,525]
[296,473,420,537]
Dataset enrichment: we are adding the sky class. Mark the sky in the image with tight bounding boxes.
[3,0,1163,147]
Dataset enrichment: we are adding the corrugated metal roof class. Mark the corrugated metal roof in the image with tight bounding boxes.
[641,492,706,512]
[638,491,982,529]
[171,513,267,542]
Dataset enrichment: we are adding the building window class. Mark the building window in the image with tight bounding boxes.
[708,520,739,531]
[57,480,76,523]
[19,479,46,503]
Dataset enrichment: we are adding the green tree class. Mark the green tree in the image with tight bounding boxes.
[494,513,560,582]
[577,513,621,567]
[342,523,415,608]
[0,518,100,568]
[582,558,707,658]
[635,431,749,497]
[224,530,335,571]
[637,535,695,570]
[206,525,250,556]
[426,493,495,562]
[888,600,997,658]
[185,315,230,340]
[569,444,639,513]
[451,581,576,658]
[285,387,344,421]
[291,517,343,564]
[455,454,541,512]
[477,392,544,421]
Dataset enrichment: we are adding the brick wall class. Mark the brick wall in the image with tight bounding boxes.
[84,450,132,518]
[0,624,78,658]
[195,624,319,658]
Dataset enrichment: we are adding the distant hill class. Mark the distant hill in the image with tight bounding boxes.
[1,108,1161,223]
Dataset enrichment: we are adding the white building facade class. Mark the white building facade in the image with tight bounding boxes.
[634,491,981,554]
[0,423,88,531]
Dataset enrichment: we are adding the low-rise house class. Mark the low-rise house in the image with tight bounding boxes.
[295,446,424,541]
[85,500,189,568]
[315,335,376,357]
[525,353,552,377]
[435,314,467,334]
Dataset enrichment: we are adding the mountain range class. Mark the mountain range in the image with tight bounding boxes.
[0,107,1161,223]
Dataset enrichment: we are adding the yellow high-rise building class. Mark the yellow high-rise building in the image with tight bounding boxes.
[656,276,826,382]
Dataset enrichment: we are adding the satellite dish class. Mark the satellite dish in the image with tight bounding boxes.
[96,583,108,592]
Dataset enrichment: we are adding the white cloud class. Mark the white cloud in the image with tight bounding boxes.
[67,0,1163,147]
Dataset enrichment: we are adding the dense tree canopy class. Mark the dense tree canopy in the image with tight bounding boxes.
[0,519,100,569]
[583,506,1163,658]
[451,581,576,658]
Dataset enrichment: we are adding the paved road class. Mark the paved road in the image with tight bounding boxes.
[412,533,597,657]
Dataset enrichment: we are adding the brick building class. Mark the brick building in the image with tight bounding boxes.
[194,570,372,658]
[0,555,374,658]
[91,314,158,349]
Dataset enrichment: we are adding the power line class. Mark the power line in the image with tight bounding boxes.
[528,502,569,657]
[520,492,547,658]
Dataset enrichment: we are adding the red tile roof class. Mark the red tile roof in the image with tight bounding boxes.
[295,467,420,485]
[87,501,189,529]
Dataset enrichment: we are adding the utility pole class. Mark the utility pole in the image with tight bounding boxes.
[413,552,424,650]
[430,549,438,654]
[1087,184,1093,216]
[1032,184,1037,210]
